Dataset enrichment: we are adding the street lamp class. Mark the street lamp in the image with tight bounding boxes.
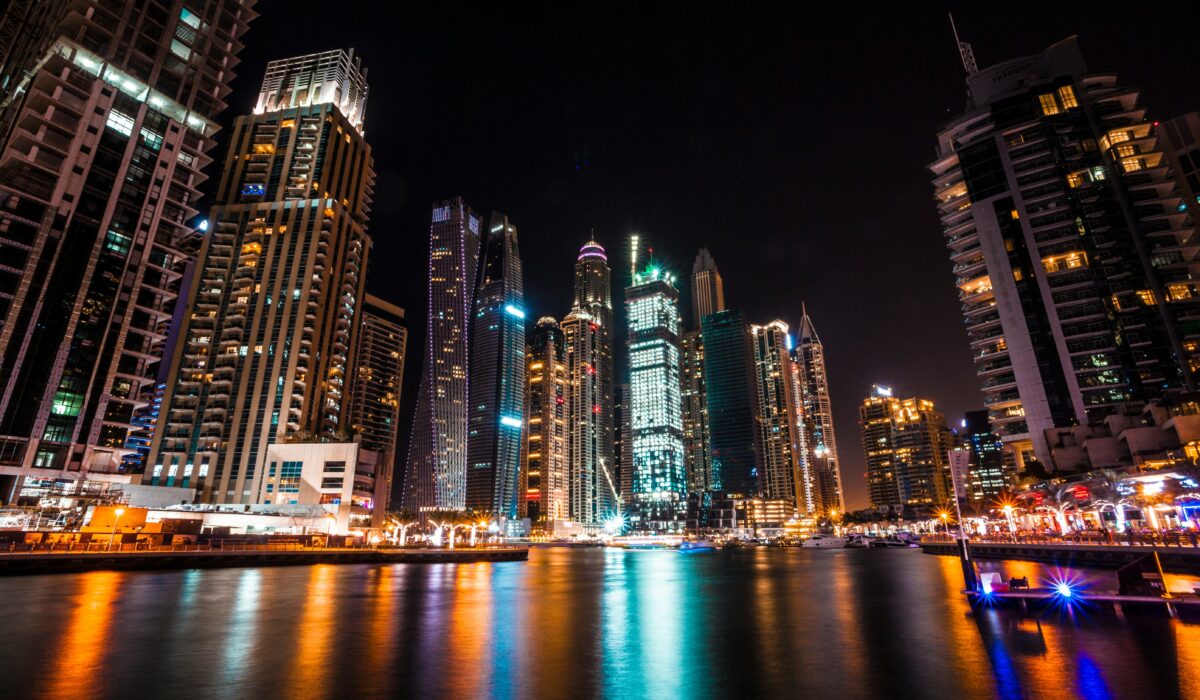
[1002,504,1016,534]
[109,507,125,551]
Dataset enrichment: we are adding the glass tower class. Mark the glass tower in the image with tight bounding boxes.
[0,0,255,502]
[144,49,373,505]
[466,212,525,518]
[404,197,481,513]
[625,261,686,531]
[700,309,761,495]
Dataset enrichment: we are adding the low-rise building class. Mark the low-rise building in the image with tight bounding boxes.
[258,441,382,533]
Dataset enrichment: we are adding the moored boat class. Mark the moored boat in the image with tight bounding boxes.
[801,533,847,549]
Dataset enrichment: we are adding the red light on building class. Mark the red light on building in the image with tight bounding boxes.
[592,405,601,414]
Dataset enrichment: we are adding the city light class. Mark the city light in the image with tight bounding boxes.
[504,304,526,319]
[500,415,522,429]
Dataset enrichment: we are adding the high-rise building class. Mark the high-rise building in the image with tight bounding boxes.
[626,260,686,531]
[691,248,725,328]
[404,197,481,513]
[615,382,632,506]
[959,410,1013,504]
[562,240,615,524]
[521,317,568,525]
[466,212,525,518]
[931,37,1200,469]
[701,309,761,495]
[144,49,373,506]
[349,294,406,522]
[0,1,255,503]
[795,305,843,514]
[680,330,713,493]
[1158,113,1200,234]
[750,321,802,505]
[859,386,954,510]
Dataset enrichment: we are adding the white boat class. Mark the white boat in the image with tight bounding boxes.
[609,535,682,550]
[844,535,874,549]
[801,533,847,549]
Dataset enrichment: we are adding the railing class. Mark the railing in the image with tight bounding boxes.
[923,531,1200,548]
[0,541,528,555]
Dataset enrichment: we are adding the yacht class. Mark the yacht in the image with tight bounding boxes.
[844,534,874,549]
[801,533,847,549]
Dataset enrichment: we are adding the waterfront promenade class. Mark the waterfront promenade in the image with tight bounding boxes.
[921,533,1200,574]
[0,543,528,575]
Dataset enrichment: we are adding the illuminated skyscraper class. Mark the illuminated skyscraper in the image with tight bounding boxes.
[931,38,1200,469]
[404,197,481,512]
[691,248,725,328]
[466,212,525,518]
[615,382,633,505]
[145,49,373,506]
[349,294,407,521]
[0,1,255,502]
[521,317,568,525]
[680,330,713,493]
[860,386,953,510]
[958,410,1013,503]
[626,259,686,531]
[751,320,810,508]
[795,305,843,513]
[701,309,761,495]
[562,240,615,524]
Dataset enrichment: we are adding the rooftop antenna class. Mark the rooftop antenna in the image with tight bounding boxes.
[630,232,640,282]
[949,13,978,77]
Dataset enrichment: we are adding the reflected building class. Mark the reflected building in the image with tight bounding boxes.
[0,1,255,502]
[521,317,568,524]
[144,49,372,504]
[403,197,481,512]
[626,259,686,530]
[931,37,1200,470]
[860,386,954,510]
[466,212,525,518]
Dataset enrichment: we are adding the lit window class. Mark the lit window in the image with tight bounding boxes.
[105,110,135,136]
[1066,172,1083,188]
[1057,85,1079,109]
[1012,268,1023,282]
[1137,289,1157,306]
[1038,94,1059,116]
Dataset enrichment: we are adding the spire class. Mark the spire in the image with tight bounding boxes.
[798,301,820,344]
[693,247,718,275]
[948,13,978,77]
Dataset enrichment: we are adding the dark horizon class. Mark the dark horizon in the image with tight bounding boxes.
[220,1,1200,510]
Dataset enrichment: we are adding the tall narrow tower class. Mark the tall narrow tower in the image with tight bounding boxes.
[522,317,568,525]
[795,305,843,513]
[626,258,686,532]
[0,1,255,502]
[404,197,481,512]
[562,240,615,524]
[751,321,807,506]
[466,212,525,518]
[691,248,726,328]
[145,49,373,504]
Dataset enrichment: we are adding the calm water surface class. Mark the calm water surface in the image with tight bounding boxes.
[0,547,1198,699]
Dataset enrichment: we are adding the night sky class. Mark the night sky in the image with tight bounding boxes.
[221,1,1200,510]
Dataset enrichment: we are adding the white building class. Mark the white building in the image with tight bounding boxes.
[258,442,381,533]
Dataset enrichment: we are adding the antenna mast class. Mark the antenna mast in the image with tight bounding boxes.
[949,13,978,77]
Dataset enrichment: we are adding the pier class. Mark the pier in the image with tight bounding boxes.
[920,536,1200,574]
[0,544,529,576]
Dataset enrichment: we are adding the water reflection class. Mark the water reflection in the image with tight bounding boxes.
[0,549,1196,699]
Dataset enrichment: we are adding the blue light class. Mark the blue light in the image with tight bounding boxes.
[504,304,525,319]
[198,219,209,232]
[785,334,794,351]
[1054,582,1074,598]
[500,415,522,429]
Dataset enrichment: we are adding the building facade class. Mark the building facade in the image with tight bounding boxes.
[690,247,725,328]
[144,49,372,505]
[960,409,1012,504]
[931,38,1200,469]
[700,309,761,495]
[794,305,843,513]
[466,212,525,518]
[561,240,615,524]
[403,197,481,513]
[750,321,802,505]
[348,294,406,519]
[860,386,954,510]
[258,441,381,533]
[680,329,713,493]
[521,317,568,525]
[0,0,255,503]
[626,262,686,530]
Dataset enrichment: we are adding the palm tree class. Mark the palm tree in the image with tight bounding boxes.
[387,509,419,546]
[1085,471,1132,533]
[1035,484,1077,535]
[991,490,1022,534]
[426,509,459,547]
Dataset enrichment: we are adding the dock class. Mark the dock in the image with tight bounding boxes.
[920,538,1200,574]
[0,545,529,576]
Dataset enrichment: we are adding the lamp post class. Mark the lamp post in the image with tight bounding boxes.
[108,507,125,551]
[1002,504,1016,534]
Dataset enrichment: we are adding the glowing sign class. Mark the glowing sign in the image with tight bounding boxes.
[241,183,265,196]
[504,304,526,319]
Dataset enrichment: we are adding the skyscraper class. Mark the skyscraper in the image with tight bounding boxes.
[404,197,481,513]
[931,37,1200,469]
[795,305,843,513]
[701,309,761,495]
[349,294,407,522]
[522,317,568,525]
[616,382,633,506]
[860,386,954,510]
[691,248,726,328]
[626,260,686,531]
[466,212,525,518]
[562,240,615,524]
[680,330,713,493]
[0,0,255,502]
[750,320,802,505]
[959,410,1013,504]
[144,49,372,505]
